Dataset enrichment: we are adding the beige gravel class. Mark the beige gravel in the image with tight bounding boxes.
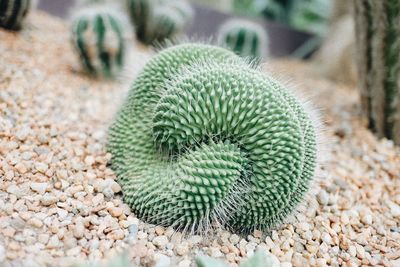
[0,11,399,267]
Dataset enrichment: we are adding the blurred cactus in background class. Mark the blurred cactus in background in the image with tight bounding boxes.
[126,0,194,45]
[217,18,269,61]
[71,7,126,78]
[354,0,400,145]
[0,0,32,30]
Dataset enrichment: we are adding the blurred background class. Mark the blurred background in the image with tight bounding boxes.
[38,0,336,58]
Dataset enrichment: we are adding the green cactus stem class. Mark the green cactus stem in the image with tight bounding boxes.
[0,0,31,30]
[218,19,269,61]
[71,8,126,78]
[107,43,317,232]
[354,0,400,144]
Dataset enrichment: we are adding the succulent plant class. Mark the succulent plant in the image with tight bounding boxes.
[107,43,317,232]
[126,0,193,45]
[0,0,32,30]
[354,0,400,145]
[71,7,126,78]
[218,19,269,61]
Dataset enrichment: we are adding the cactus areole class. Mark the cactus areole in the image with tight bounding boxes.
[107,44,317,232]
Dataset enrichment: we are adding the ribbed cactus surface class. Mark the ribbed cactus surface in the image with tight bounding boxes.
[218,19,268,61]
[71,8,126,78]
[108,43,317,231]
[354,0,400,144]
[0,0,31,30]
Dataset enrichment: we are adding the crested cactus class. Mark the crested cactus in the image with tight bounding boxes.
[218,19,269,61]
[354,0,400,145]
[126,0,193,45]
[71,8,126,78]
[107,43,318,232]
[0,0,32,30]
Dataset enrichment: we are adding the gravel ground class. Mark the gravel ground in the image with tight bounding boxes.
[0,12,399,267]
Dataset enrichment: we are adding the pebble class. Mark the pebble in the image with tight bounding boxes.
[153,236,169,249]
[40,193,58,206]
[30,182,48,194]
[154,253,171,267]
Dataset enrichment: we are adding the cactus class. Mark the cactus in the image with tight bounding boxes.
[71,8,126,78]
[107,43,317,232]
[126,0,193,45]
[218,19,269,61]
[0,0,31,30]
[354,0,400,145]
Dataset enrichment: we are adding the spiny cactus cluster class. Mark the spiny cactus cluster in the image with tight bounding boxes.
[107,43,317,232]
[0,0,32,30]
[126,0,193,45]
[354,0,400,145]
[71,7,126,78]
[218,19,269,61]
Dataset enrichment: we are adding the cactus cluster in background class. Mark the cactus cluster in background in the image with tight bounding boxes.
[217,19,269,61]
[71,7,126,78]
[126,0,193,45]
[107,43,318,232]
[354,0,400,145]
[0,0,32,30]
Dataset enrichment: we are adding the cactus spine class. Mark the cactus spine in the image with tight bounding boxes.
[0,0,31,30]
[354,0,400,144]
[71,8,126,78]
[218,19,269,61]
[107,43,317,232]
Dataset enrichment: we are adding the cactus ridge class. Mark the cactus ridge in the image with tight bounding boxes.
[107,43,317,232]
[0,0,31,30]
[71,8,126,78]
[218,19,269,61]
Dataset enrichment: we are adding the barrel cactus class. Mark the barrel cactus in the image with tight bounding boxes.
[126,0,193,45]
[71,8,126,78]
[354,0,400,145]
[218,19,269,61]
[108,43,318,232]
[0,0,32,30]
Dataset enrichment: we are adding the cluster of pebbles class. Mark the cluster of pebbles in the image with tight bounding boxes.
[0,12,399,267]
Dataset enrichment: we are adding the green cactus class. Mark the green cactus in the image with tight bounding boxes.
[126,0,193,45]
[354,0,400,145]
[71,8,126,78]
[107,43,317,231]
[218,19,269,61]
[0,0,32,30]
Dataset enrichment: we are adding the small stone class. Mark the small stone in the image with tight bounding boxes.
[317,190,329,205]
[178,260,191,267]
[153,236,169,249]
[155,226,165,235]
[229,234,240,245]
[73,221,85,239]
[47,235,61,248]
[35,162,48,173]
[128,223,138,239]
[154,253,171,267]
[109,230,125,240]
[361,214,372,225]
[108,207,123,218]
[175,243,189,256]
[321,232,332,245]
[30,182,48,194]
[0,244,4,262]
[40,193,58,206]
[66,246,81,256]
[84,156,95,166]
[28,218,43,228]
